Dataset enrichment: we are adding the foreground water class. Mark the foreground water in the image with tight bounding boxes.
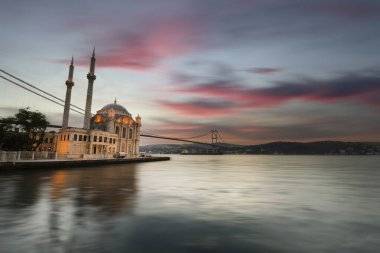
[0,155,379,253]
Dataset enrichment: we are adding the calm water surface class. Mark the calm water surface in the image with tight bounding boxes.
[0,155,379,253]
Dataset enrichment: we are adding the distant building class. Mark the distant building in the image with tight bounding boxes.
[38,48,141,158]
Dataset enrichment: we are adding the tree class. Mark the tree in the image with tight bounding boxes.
[0,108,49,151]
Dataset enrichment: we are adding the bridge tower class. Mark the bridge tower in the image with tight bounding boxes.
[83,47,96,129]
[62,57,74,129]
[211,130,219,144]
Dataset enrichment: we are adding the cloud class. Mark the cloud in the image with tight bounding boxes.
[317,2,380,20]
[157,99,241,118]
[247,68,283,75]
[95,21,197,71]
[170,71,380,109]
[142,109,380,144]
[51,0,380,73]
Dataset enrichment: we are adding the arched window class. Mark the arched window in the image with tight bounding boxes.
[129,129,133,139]
[79,135,82,141]
[116,126,119,135]
[104,137,107,143]
[94,136,97,142]
[99,136,103,142]
[74,134,77,141]
[84,136,87,142]
[122,128,126,138]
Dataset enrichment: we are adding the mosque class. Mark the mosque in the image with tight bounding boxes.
[40,49,141,158]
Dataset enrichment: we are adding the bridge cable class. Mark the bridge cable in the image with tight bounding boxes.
[0,75,85,115]
[180,131,211,139]
[217,131,225,143]
[141,131,211,140]
[0,69,85,112]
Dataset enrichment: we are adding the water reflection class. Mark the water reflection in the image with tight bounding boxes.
[1,165,137,212]
[0,156,380,253]
[0,165,137,252]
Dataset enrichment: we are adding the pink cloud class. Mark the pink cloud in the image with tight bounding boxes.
[169,72,380,110]
[154,124,201,131]
[85,20,198,71]
[157,100,240,118]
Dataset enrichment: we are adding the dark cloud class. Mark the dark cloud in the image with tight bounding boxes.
[170,71,380,109]
[247,68,283,75]
[316,2,380,20]
[50,0,380,71]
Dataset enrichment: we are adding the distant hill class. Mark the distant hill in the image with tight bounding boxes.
[140,141,380,155]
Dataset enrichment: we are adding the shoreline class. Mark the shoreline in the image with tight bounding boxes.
[0,156,170,170]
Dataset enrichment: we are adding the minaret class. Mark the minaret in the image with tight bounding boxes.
[83,47,96,129]
[62,57,74,129]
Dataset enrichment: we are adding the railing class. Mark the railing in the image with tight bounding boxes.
[0,151,56,162]
[0,151,139,162]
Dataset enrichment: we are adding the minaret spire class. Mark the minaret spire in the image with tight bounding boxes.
[83,48,97,129]
[62,57,75,129]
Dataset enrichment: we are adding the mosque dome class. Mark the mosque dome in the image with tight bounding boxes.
[101,103,128,113]
[99,99,130,116]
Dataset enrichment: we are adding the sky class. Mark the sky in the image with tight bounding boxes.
[1,0,380,145]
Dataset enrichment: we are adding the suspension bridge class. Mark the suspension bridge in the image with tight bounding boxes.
[0,69,229,148]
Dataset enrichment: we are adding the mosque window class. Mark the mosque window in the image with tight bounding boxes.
[84,136,87,142]
[79,135,82,141]
[94,136,97,142]
[74,134,77,141]
[129,129,133,139]
[99,136,103,142]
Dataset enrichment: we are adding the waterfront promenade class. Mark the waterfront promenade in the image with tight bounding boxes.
[0,155,170,170]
